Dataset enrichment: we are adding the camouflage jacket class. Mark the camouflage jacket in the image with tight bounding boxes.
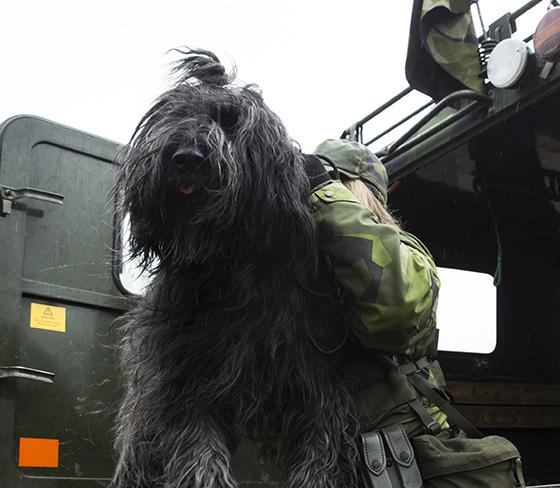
[310,181,446,432]
[309,181,440,358]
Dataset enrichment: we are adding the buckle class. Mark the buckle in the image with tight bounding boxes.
[427,421,442,436]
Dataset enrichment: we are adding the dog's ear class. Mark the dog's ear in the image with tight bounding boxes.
[171,48,231,87]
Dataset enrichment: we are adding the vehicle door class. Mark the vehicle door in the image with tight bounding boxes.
[0,115,130,487]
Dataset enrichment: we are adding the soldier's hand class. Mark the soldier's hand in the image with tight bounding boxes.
[302,153,331,192]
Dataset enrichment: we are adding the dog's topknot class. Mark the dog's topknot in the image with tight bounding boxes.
[170,48,232,87]
[118,47,317,270]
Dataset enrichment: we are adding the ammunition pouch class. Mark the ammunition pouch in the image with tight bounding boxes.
[361,424,423,488]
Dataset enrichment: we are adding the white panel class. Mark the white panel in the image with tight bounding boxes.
[436,267,497,354]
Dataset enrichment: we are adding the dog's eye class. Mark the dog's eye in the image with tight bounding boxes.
[215,106,238,132]
[161,144,179,165]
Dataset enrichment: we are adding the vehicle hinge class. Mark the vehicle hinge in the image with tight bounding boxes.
[488,13,516,42]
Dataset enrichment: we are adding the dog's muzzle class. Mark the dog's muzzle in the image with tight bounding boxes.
[172,146,204,169]
[171,145,206,196]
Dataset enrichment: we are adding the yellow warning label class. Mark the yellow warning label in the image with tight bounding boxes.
[30,303,66,333]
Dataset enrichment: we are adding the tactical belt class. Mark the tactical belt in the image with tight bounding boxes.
[360,355,483,487]
[378,354,483,439]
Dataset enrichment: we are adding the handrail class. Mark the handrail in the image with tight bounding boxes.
[382,101,492,173]
[511,0,546,21]
[340,87,413,140]
[364,101,433,147]
[340,0,541,155]
[479,0,546,44]
[383,90,492,157]
[381,100,484,168]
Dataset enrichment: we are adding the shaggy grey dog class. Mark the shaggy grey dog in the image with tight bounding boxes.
[112,49,361,488]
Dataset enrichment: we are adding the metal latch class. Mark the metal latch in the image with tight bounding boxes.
[0,366,54,383]
[0,185,64,215]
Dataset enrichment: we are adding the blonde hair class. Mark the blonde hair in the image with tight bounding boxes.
[343,179,400,228]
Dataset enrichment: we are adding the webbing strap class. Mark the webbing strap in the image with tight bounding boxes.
[397,356,430,375]
[409,398,441,436]
[408,373,483,439]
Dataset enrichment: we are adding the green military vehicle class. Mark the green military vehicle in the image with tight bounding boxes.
[0,0,559,486]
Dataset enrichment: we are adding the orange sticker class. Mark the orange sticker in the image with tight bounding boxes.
[18,437,59,468]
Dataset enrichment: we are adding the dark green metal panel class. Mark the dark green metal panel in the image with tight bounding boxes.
[21,141,116,294]
[0,115,282,488]
[0,115,128,487]
[16,298,118,482]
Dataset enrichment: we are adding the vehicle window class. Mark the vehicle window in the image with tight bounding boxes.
[436,267,497,354]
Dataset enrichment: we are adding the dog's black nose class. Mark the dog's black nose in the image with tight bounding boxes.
[172,146,204,167]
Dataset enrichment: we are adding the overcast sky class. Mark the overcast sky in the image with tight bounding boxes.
[0,0,546,152]
[0,0,548,352]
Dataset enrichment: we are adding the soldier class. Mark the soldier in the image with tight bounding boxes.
[303,139,525,487]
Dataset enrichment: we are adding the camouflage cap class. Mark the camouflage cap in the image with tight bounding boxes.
[314,139,389,206]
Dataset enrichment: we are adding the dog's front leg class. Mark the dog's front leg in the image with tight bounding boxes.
[111,383,165,488]
[278,383,361,488]
[161,408,238,488]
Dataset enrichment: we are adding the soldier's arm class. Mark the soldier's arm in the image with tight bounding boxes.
[309,180,440,355]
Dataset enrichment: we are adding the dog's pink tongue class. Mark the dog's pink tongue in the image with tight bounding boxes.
[180,185,196,195]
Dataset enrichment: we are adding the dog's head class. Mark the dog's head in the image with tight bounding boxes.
[117,49,315,270]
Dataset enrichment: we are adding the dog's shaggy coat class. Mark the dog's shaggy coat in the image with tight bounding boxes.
[112,49,361,488]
